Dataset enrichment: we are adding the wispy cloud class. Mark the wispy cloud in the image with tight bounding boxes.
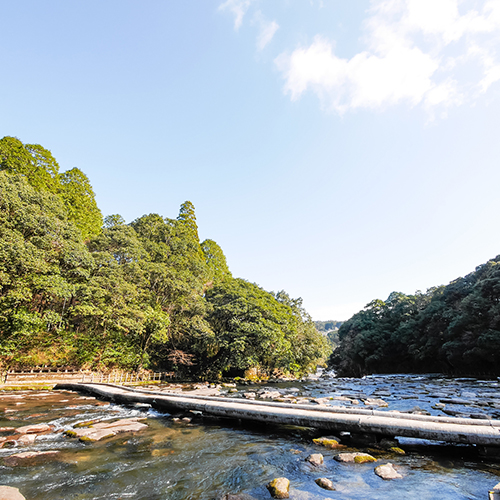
[219,0,253,31]
[275,0,500,115]
[253,10,279,50]
[257,19,279,50]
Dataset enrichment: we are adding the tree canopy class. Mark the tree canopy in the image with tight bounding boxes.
[0,137,330,378]
[329,258,500,377]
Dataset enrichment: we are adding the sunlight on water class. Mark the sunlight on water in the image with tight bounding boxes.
[0,375,499,499]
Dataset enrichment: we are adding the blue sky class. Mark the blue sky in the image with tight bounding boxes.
[2,0,500,320]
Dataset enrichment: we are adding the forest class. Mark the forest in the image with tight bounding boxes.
[0,136,330,378]
[329,255,500,377]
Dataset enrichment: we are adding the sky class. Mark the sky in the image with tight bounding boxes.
[2,0,500,320]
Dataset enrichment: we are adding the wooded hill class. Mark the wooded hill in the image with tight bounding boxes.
[0,136,330,378]
[329,256,500,377]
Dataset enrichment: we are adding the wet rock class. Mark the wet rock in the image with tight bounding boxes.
[363,398,388,407]
[378,438,399,449]
[374,463,402,480]
[439,398,470,405]
[16,434,36,446]
[489,482,500,500]
[266,477,290,499]
[65,417,148,442]
[0,440,17,449]
[334,452,376,464]
[311,398,329,405]
[312,436,342,448]
[389,447,405,455]
[315,478,335,490]
[243,393,256,399]
[306,453,323,466]
[220,494,257,500]
[0,485,26,500]
[14,423,54,435]
[3,450,60,467]
[289,449,302,454]
[259,391,282,400]
[181,417,192,423]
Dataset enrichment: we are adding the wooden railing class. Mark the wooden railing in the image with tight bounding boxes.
[0,368,175,385]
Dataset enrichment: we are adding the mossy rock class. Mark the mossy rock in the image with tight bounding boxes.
[64,430,77,438]
[79,433,114,443]
[74,420,99,428]
[389,447,406,455]
[354,454,377,464]
[313,437,340,448]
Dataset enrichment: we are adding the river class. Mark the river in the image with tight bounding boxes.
[1,374,499,499]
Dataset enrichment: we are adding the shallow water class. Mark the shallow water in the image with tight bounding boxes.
[1,374,500,499]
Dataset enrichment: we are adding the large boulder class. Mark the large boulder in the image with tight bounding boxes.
[266,478,290,499]
[0,486,26,500]
[65,417,148,442]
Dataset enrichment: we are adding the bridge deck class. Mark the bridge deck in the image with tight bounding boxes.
[54,383,500,447]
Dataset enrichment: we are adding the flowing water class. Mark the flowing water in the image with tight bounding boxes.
[1,374,500,499]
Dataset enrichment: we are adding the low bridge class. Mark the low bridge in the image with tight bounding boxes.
[54,382,500,448]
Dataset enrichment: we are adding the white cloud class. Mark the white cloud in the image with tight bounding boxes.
[256,18,279,50]
[219,0,253,31]
[276,0,500,115]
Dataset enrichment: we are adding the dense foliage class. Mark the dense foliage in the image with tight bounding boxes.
[329,258,500,377]
[0,137,330,377]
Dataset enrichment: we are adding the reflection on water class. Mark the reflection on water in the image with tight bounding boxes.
[0,375,499,499]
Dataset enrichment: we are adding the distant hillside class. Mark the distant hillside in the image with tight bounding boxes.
[315,321,343,348]
[329,255,500,377]
[314,320,343,333]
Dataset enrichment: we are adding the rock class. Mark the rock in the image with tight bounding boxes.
[220,494,257,500]
[0,485,26,500]
[334,452,376,464]
[315,478,335,490]
[0,440,17,449]
[3,451,60,467]
[266,478,290,499]
[306,453,323,466]
[243,393,256,399]
[0,428,15,433]
[65,417,148,442]
[363,398,388,407]
[181,417,192,423]
[389,447,405,455]
[313,436,341,448]
[374,463,402,480]
[259,391,282,400]
[378,438,399,449]
[13,424,54,435]
[16,434,36,446]
[490,483,500,500]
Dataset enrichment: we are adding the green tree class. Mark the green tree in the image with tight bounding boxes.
[201,239,231,284]
[0,136,60,194]
[59,168,103,240]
